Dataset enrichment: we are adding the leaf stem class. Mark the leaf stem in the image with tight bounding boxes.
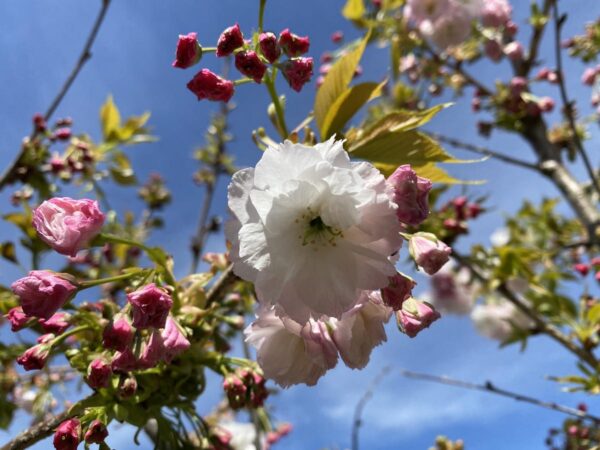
[265,71,289,139]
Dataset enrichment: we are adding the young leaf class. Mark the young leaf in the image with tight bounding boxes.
[100,95,121,141]
[314,30,372,137]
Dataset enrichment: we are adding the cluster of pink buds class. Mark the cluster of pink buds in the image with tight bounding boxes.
[173,25,313,102]
[535,67,560,84]
[573,256,600,282]
[435,196,484,242]
[223,367,269,410]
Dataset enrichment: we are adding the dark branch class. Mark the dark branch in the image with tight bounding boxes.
[0,0,112,191]
[551,0,600,200]
[430,132,540,171]
[399,369,600,423]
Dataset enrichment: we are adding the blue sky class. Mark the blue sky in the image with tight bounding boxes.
[1,1,599,449]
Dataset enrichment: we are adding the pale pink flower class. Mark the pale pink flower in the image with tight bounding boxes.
[32,197,105,256]
[226,138,403,323]
[244,307,338,387]
[11,271,77,319]
[331,291,392,369]
[481,0,512,27]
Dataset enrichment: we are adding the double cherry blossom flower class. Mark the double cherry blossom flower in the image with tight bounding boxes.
[228,138,447,386]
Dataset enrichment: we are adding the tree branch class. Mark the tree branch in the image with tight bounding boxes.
[551,0,600,200]
[518,0,553,76]
[429,132,540,171]
[452,251,599,370]
[351,366,391,450]
[205,264,238,307]
[0,0,112,191]
[399,369,600,423]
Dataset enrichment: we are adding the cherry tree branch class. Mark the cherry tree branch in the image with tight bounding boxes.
[518,0,553,76]
[429,132,540,171]
[399,369,600,423]
[351,366,392,450]
[0,0,112,191]
[551,0,600,200]
[452,251,599,370]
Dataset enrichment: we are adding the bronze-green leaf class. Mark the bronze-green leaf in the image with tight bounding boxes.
[314,30,371,137]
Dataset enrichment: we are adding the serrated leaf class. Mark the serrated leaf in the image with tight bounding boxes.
[314,30,371,136]
[100,95,121,141]
[321,80,385,139]
[342,0,365,20]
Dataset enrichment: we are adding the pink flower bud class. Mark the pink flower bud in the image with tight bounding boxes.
[574,263,590,276]
[102,317,133,352]
[387,164,432,226]
[172,32,202,69]
[87,359,112,389]
[33,113,46,132]
[481,0,512,28]
[84,419,108,444]
[281,57,314,92]
[509,76,527,94]
[6,307,29,332]
[382,273,416,310]
[11,271,77,319]
[278,29,310,57]
[161,316,190,362]
[484,39,503,62]
[591,256,600,267]
[396,298,441,338]
[17,344,50,371]
[53,418,81,450]
[138,330,165,369]
[32,197,105,257]
[505,20,518,36]
[127,283,173,329]
[223,373,247,409]
[331,31,344,43]
[39,313,71,335]
[504,41,524,61]
[37,333,55,344]
[582,67,598,86]
[216,23,244,57]
[235,51,267,83]
[53,128,71,141]
[409,233,452,275]
[111,348,138,372]
[259,32,281,64]
[320,52,333,64]
[538,96,555,112]
[187,69,235,102]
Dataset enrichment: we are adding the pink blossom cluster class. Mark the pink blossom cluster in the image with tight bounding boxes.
[234,150,447,386]
[405,0,513,49]
[53,417,108,450]
[173,25,313,102]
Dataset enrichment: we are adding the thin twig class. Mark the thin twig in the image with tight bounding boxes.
[206,264,238,306]
[551,0,600,200]
[189,97,231,275]
[421,41,492,96]
[0,0,112,191]
[399,369,600,423]
[452,251,598,370]
[351,366,392,450]
[519,0,553,76]
[429,132,540,171]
